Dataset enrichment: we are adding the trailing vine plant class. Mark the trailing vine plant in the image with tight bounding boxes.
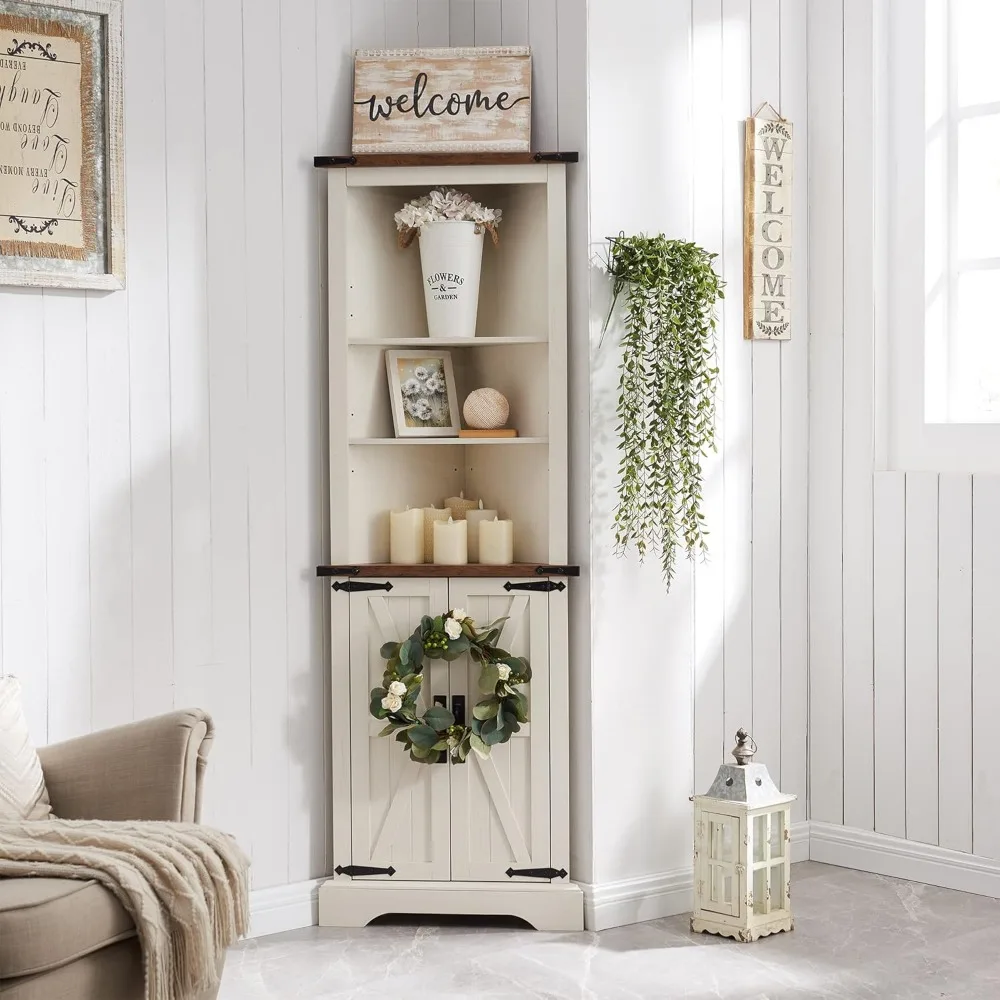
[602,234,724,587]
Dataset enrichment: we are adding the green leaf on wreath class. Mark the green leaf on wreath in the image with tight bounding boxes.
[441,636,471,661]
[380,641,398,659]
[421,615,433,633]
[433,615,444,632]
[469,732,489,759]
[511,691,529,723]
[422,705,455,730]
[369,694,387,718]
[394,730,411,743]
[378,723,398,737]
[473,698,500,721]
[408,724,440,749]
[398,640,410,666]
[479,663,500,694]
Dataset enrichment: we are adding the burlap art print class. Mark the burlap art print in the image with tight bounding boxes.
[0,0,123,289]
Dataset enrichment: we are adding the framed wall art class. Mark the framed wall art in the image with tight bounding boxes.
[385,350,460,438]
[0,0,124,289]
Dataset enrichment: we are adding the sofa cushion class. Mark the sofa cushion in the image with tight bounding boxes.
[0,677,51,821]
[0,877,135,979]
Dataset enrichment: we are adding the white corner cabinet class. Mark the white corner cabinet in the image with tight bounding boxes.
[316,159,583,931]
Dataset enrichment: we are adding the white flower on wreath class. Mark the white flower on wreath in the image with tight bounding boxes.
[444,618,463,640]
[497,663,512,682]
[388,680,407,697]
[450,608,466,622]
[381,692,403,713]
[400,377,422,397]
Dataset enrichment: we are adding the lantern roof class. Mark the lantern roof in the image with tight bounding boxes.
[693,729,797,808]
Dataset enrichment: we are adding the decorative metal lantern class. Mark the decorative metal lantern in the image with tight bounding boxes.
[690,730,796,942]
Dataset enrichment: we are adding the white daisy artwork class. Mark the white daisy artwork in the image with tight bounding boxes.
[385,350,460,437]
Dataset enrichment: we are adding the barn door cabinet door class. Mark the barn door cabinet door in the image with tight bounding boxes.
[448,579,551,882]
[348,579,451,881]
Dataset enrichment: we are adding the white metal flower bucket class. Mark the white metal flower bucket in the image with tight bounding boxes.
[418,220,485,339]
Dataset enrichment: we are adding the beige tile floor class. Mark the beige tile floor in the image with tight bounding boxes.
[220,862,1000,999]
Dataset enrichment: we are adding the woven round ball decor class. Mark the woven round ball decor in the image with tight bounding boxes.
[463,388,510,430]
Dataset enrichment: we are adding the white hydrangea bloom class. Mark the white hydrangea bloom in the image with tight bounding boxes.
[381,692,403,713]
[394,188,504,232]
[444,618,463,640]
[388,680,407,697]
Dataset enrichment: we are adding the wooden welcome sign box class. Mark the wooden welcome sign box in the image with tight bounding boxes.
[352,46,531,155]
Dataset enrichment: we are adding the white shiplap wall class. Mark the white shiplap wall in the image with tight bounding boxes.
[808,0,1000,865]
[586,0,809,891]
[0,0,581,892]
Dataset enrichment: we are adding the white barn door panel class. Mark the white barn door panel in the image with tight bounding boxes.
[448,580,551,882]
[349,580,451,880]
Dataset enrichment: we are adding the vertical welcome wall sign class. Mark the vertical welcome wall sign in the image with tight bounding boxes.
[744,106,793,341]
[352,47,531,155]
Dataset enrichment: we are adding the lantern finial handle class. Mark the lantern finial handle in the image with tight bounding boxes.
[732,729,757,766]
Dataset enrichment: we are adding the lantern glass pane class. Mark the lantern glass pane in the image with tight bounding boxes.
[753,866,769,915]
[753,814,768,863]
[712,866,734,906]
[769,810,786,859]
[770,862,787,911]
[710,817,735,863]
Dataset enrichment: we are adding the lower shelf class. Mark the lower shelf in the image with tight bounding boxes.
[318,878,585,932]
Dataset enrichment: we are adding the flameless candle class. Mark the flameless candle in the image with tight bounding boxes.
[478,516,514,565]
[465,500,499,562]
[433,517,468,565]
[443,490,480,520]
[423,505,452,560]
[389,507,424,564]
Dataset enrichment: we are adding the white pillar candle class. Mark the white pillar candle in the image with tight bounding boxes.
[389,507,424,564]
[433,517,468,565]
[465,500,499,562]
[479,516,514,565]
[443,490,480,520]
[423,505,452,560]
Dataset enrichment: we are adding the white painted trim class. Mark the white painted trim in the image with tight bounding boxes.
[810,821,1000,899]
[249,878,322,939]
[580,822,812,931]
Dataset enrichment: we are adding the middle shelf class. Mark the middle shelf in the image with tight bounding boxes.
[349,437,548,446]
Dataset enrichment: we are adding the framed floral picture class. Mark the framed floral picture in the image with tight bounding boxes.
[0,0,125,289]
[385,349,460,438]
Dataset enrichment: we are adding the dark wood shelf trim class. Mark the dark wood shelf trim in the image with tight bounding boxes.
[313,151,579,169]
[316,563,580,579]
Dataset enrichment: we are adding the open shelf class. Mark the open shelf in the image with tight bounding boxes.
[317,563,580,579]
[348,337,547,347]
[349,437,547,446]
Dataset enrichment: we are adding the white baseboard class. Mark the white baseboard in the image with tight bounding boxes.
[249,878,322,939]
[810,820,1000,899]
[579,822,811,931]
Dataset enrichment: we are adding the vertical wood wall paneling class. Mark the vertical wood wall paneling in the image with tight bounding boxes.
[282,0,328,883]
[972,475,1000,861]
[244,0,290,888]
[386,0,419,46]
[692,0,726,799]
[124,0,174,723]
[841,0,876,832]
[501,0,528,44]
[203,0,254,861]
[749,0,783,786]
[474,0,502,44]
[353,0,387,47]
[721,0,753,753]
[873,472,906,838]
[43,292,91,742]
[0,293,48,739]
[903,471,939,845]
[449,0,475,46]
[530,0,559,149]
[85,291,134,733]
[807,0,845,825]
[165,0,212,716]
[417,0,451,45]
[778,0,809,823]
[937,473,972,854]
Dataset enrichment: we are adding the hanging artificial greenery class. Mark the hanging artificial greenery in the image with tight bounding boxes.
[602,234,724,587]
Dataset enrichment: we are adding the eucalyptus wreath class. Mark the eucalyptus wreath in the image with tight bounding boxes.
[602,233,725,587]
[370,609,531,764]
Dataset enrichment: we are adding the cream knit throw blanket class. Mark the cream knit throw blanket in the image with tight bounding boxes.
[0,818,250,1000]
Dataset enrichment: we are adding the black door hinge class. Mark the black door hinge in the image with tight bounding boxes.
[504,581,566,593]
[506,866,568,879]
[335,864,397,877]
[332,580,393,593]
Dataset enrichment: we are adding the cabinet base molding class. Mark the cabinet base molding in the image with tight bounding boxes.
[318,878,585,931]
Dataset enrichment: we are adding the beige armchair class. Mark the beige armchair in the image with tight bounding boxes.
[0,710,224,1000]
